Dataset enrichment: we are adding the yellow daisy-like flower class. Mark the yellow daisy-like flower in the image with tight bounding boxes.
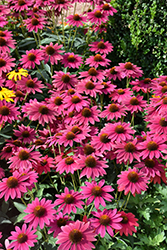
[0,87,16,102]
[6,68,28,81]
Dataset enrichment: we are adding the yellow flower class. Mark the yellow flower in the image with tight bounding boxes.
[0,87,16,102]
[6,68,28,81]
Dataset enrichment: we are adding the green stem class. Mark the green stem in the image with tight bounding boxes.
[61,13,66,49]
[126,76,130,88]
[35,64,46,82]
[73,2,77,15]
[48,173,58,192]
[37,31,41,46]
[87,203,94,218]
[131,112,135,127]
[70,27,77,50]
[20,197,27,206]
[71,173,77,191]
[33,31,38,47]
[123,192,131,211]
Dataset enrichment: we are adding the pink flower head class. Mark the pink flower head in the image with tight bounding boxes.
[79,67,105,82]
[91,130,113,153]
[61,52,83,69]
[0,36,16,53]
[56,220,97,250]
[89,40,113,55]
[40,42,64,65]
[66,13,87,27]
[117,167,149,196]
[115,211,139,236]
[100,102,127,121]
[138,135,167,160]
[87,9,109,25]
[55,154,79,174]
[24,16,46,33]
[76,79,103,98]
[0,167,5,179]
[115,62,143,79]
[52,71,77,90]
[0,171,29,201]
[147,115,167,138]
[130,77,155,93]
[0,53,15,76]
[109,88,133,103]
[0,100,20,124]
[85,54,111,68]
[114,138,140,164]
[122,94,147,113]
[17,76,45,94]
[81,179,114,209]
[11,0,32,11]
[34,155,56,175]
[20,49,43,69]
[99,3,117,16]
[63,93,90,113]
[75,106,100,125]
[54,187,84,215]
[24,197,56,229]
[90,209,122,238]
[105,67,125,81]
[100,80,117,95]
[13,124,36,144]
[8,224,37,250]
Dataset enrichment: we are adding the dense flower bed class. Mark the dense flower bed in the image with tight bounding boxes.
[0,0,167,249]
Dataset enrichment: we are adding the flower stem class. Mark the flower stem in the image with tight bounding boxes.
[70,27,77,50]
[123,192,131,211]
[87,203,94,218]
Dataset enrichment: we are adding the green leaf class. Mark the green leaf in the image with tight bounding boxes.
[14,212,26,225]
[13,202,26,213]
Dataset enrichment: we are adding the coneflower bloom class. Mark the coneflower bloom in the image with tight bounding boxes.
[8,147,41,172]
[0,16,8,28]
[0,145,13,160]
[20,49,43,69]
[48,212,71,238]
[0,171,29,201]
[89,40,113,55]
[147,116,167,138]
[40,42,64,65]
[90,209,122,238]
[79,67,105,82]
[63,93,89,112]
[105,122,135,143]
[105,67,125,81]
[99,3,117,16]
[11,0,32,11]
[8,224,38,250]
[55,154,79,174]
[115,62,143,79]
[87,9,109,25]
[56,129,85,147]
[53,0,71,12]
[48,95,65,115]
[138,135,167,159]
[0,100,20,124]
[17,76,44,94]
[7,68,28,81]
[77,154,109,179]
[0,53,15,76]
[54,187,84,214]
[22,99,57,126]
[66,13,87,27]
[100,81,117,95]
[91,130,113,153]
[0,167,5,179]
[61,52,83,69]
[109,88,133,103]
[130,78,155,93]
[24,197,56,229]
[114,138,140,164]
[34,155,56,175]
[56,220,97,250]
[100,103,127,121]
[14,124,36,144]
[75,106,100,125]
[52,71,77,90]
[115,211,139,236]
[0,30,13,40]
[81,179,114,209]
[24,16,46,33]
[122,95,147,113]
[0,36,16,53]
[76,79,103,98]
[117,167,149,196]
[85,54,110,68]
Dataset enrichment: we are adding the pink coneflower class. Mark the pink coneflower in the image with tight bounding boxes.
[79,67,105,82]
[16,168,38,190]
[115,211,139,236]
[77,154,109,179]
[24,197,56,229]
[105,67,125,81]
[47,95,65,115]
[22,99,57,126]
[0,145,14,161]
[109,88,133,103]
[20,49,43,69]
[48,212,71,238]
[100,103,127,121]
[66,13,87,27]
[0,5,10,16]
[14,124,36,144]
[114,138,140,164]
[100,81,117,95]
[147,116,167,138]
[130,78,155,93]
[34,155,56,175]
[0,37,16,53]
[56,129,85,147]
[115,62,143,79]
[75,106,100,125]
[0,17,8,28]
[87,9,109,25]
[76,79,103,98]
[0,30,13,40]
[56,220,97,250]
[56,154,79,174]
[138,135,167,159]
[8,224,38,250]
[152,83,167,97]
[26,5,47,16]
[89,40,113,55]
[85,54,110,68]
[105,121,135,143]
[63,93,89,112]
[12,0,32,11]
[117,167,149,196]
[0,53,15,76]
[99,3,117,16]
[90,209,122,238]
[81,179,114,209]
[17,76,44,94]
[40,42,64,65]
[123,95,147,113]
[0,100,20,124]
[0,171,29,201]
[91,130,113,153]
[0,167,5,179]
[52,0,71,12]
[54,187,84,215]
[52,71,77,90]
[24,16,46,33]
[61,52,83,69]
[8,147,41,172]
